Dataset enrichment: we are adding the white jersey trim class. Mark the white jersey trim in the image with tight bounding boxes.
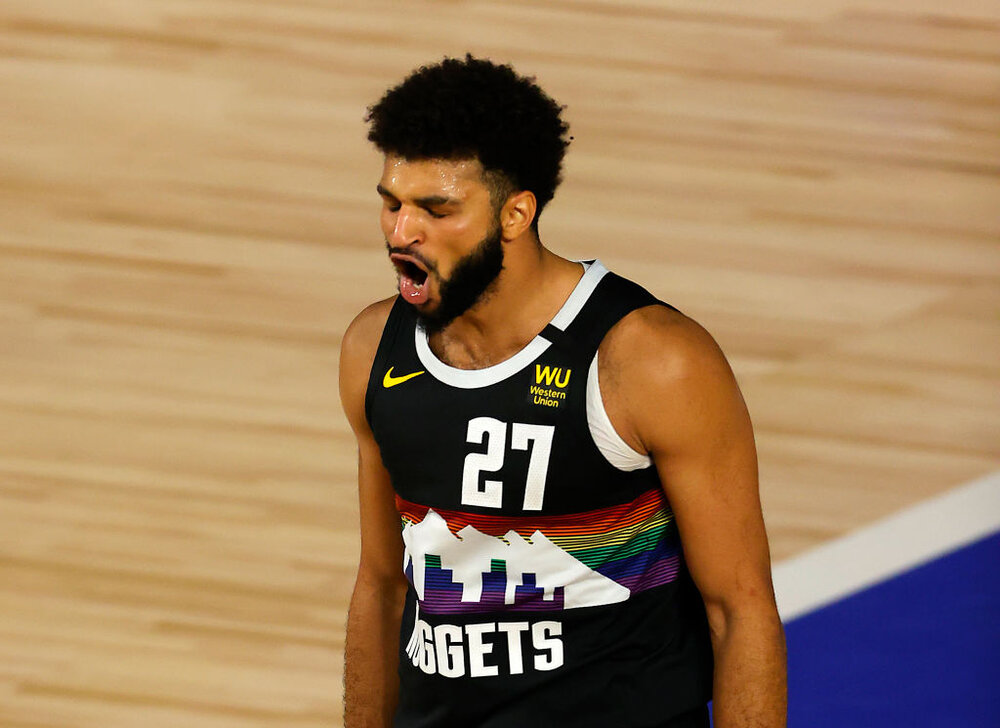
[414,260,609,389]
[586,351,653,471]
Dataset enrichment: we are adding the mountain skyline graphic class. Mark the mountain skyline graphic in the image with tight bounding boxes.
[402,509,630,612]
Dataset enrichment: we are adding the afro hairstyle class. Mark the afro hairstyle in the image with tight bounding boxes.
[365,54,571,226]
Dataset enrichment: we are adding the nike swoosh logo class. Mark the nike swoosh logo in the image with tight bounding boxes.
[383,367,425,388]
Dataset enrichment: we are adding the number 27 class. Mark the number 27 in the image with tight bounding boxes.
[462,417,554,511]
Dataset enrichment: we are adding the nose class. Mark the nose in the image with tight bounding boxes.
[388,206,422,248]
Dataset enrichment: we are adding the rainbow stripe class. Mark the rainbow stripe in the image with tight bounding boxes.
[397,488,683,613]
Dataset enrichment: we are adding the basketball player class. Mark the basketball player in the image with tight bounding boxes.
[340,56,786,727]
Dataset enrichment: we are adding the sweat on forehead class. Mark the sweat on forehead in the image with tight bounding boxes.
[380,157,510,210]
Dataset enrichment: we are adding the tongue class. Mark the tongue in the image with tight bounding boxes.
[399,274,429,304]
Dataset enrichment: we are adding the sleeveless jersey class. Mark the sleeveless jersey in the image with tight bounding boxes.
[365,261,713,727]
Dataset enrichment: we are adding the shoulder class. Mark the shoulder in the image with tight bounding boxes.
[340,296,396,370]
[339,297,396,431]
[598,304,743,454]
[601,304,732,389]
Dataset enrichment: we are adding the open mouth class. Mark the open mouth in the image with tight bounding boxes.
[390,253,431,304]
[393,257,429,286]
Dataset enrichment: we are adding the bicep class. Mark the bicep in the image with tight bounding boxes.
[339,300,406,584]
[609,313,774,614]
[652,373,773,613]
[355,429,405,582]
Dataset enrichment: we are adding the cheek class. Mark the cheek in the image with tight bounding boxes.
[437,220,481,260]
[447,217,477,237]
[438,214,486,250]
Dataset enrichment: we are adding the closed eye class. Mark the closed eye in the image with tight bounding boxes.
[384,203,445,219]
[377,184,400,212]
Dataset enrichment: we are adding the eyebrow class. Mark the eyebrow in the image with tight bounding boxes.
[376,184,457,207]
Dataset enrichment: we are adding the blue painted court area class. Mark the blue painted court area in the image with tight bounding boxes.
[784,531,1000,727]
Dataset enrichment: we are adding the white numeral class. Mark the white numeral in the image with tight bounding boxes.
[511,423,555,511]
[462,417,507,508]
[461,418,555,510]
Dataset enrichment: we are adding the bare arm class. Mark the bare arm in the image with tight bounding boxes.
[340,298,409,728]
[601,306,786,727]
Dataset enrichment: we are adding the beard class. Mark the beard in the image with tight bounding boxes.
[388,222,505,335]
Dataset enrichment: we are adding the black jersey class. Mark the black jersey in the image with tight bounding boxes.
[365,261,713,727]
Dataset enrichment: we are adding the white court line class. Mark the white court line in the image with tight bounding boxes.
[772,470,1000,622]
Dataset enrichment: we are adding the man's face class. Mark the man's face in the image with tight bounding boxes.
[378,156,505,332]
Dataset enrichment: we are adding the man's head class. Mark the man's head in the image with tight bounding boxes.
[366,56,570,329]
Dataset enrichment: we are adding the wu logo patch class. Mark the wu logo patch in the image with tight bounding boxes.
[534,364,571,388]
[529,364,571,408]
[383,367,425,388]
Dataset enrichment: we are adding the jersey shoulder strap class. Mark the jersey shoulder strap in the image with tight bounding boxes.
[546,269,678,357]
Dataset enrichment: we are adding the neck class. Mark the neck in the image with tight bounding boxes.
[427,242,584,370]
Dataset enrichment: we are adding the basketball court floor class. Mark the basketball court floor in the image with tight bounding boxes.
[1,1,997,725]
[777,471,1000,726]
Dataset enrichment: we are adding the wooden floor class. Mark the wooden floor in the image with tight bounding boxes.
[1,1,998,725]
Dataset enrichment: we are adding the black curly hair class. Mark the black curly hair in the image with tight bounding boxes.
[366,54,571,228]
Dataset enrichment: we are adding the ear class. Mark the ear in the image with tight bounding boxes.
[500,190,537,241]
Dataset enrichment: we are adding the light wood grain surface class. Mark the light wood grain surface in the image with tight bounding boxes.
[1,1,998,725]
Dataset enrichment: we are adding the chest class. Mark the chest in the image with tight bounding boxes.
[370,352,645,516]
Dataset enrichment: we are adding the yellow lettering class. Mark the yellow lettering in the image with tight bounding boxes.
[529,385,567,399]
[535,365,559,386]
[554,368,571,388]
